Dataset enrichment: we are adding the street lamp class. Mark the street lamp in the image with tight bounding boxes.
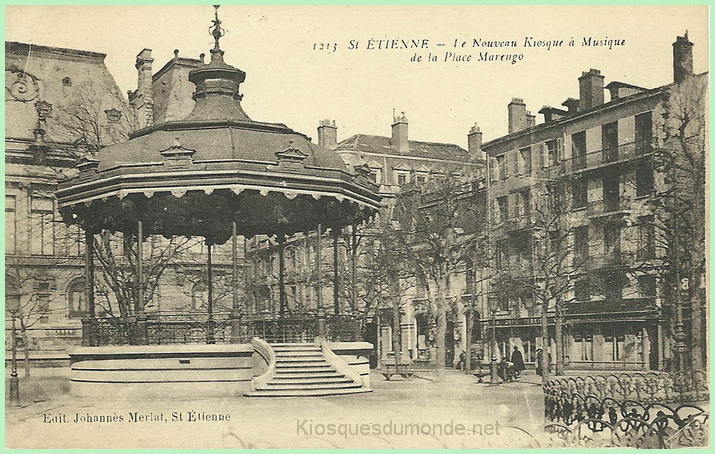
[487,296,500,385]
[7,294,21,406]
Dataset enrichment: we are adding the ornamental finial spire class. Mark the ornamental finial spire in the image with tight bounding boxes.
[209,5,226,63]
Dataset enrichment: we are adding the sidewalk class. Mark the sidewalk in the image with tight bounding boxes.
[6,367,545,449]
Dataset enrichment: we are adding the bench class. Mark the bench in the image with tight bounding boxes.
[380,361,414,380]
[472,363,492,383]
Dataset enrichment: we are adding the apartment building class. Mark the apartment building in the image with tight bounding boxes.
[480,34,705,371]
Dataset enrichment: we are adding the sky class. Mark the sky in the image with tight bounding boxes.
[5,5,709,149]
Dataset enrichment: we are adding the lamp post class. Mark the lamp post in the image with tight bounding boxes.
[8,298,20,406]
[487,296,500,385]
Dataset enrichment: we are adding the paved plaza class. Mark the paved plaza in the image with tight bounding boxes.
[6,367,545,449]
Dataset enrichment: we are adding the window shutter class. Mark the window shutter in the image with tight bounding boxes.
[557,138,564,162]
[539,143,546,168]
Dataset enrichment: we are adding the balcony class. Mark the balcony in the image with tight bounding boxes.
[503,214,531,232]
[587,251,635,269]
[549,141,652,177]
[587,197,632,219]
[566,297,658,317]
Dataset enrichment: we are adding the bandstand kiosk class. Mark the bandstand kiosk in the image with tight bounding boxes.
[56,7,382,397]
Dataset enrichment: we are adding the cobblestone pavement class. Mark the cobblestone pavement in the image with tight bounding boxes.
[5,368,545,449]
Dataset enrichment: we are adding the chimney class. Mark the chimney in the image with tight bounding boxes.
[467,123,483,153]
[507,98,527,133]
[673,32,694,83]
[135,48,154,127]
[317,119,338,149]
[578,69,605,111]
[561,98,579,114]
[391,111,409,153]
[526,111,536,128]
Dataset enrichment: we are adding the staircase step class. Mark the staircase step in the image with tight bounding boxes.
[274,351,323,358]
[275,367,338,374]
[244,388,372,397]
[275,363,333,369]
[273,372,346,380]
[271,376,351,384]
[275,357,325,363]
[265,381,360,390]
[270,343,315,348]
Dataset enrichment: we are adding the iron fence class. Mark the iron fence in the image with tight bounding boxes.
[88,312,363,345]
[542,371,709,448]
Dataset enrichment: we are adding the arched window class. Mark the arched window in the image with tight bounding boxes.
[191,283,207,310]
[67,278,86,318]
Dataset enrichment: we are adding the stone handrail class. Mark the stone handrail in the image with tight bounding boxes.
[316,337,366,388]
[250,337,276,390]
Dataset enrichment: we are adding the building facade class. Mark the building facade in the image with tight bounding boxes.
[5,42,130,357]
[480,34,706,371]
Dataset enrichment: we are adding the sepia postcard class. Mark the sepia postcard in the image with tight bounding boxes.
[4,4,709,449]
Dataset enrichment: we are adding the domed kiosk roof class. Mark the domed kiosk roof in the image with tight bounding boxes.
[57,8,381,243]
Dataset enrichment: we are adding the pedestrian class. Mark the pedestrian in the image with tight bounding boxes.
[456,350,466,371]
[510,346,525,373]
[535,348,543,376]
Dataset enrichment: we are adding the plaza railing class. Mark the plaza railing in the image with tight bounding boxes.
[86,311,363,346]
[541,371,709,448]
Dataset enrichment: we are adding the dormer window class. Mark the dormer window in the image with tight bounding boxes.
[62,77,72,86]
[105,108,122,123]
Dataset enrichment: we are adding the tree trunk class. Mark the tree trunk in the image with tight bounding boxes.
[392,302,402,367]
[464,309,472,374]
[434,276,447,381]
[554,305,564,376]
[20,319,30,377]
[540,297,550,383]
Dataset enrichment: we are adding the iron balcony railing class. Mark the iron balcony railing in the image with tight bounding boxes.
[548,140,652,177]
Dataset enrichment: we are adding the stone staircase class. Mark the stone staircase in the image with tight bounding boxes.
[244,342,371,397]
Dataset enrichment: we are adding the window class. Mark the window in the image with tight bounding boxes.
[636,166,654,197]
[571,131,587,169]
[574,226,589,267]
[545,140,559,167]
[36,281,51,323]
[604,333,626,361]
[397,173,407,185]
[192,283,208,310]
[415,174,427,183]
[519,147,532,176]
[6,195,16,254]
[62,77,72,86]
[572,176,587,208]
[496,196,509,223]
[602,173,620,212]
[638,216,655,259]
[602,122,619,162]
[496,154,507,180]
[496,239,508,269]
[573,334,593,361]
[575,278,590,301]
[67,279,87,318]
[638,275,657,298]
[604,223,621,255]
[31,196,55,256]
[105,108,122,123]
[518,189,531,218]
[603,272,624,300]
[635,112,652,154]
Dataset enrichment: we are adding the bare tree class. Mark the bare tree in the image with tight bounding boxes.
[93,233,195,319]
[650,73,708,371]
[391,176,483,381]
[5,268,53,377]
